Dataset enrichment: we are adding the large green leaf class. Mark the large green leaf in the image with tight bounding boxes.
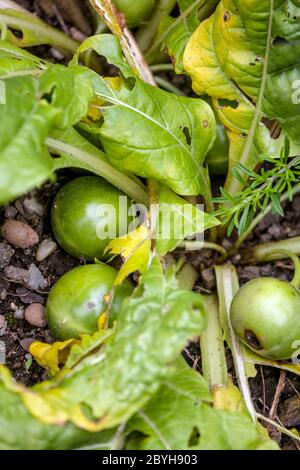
[0,61,96,203]
[73,34,216,197]
[0,257,207,448]
[126,357,211,450]
[0,76,56,204]
[126,358,278,450]
[0,54,146,205]
[97,78,215,196]
[184,0,300,192]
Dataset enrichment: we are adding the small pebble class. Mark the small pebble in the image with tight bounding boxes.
[19,337,36,352]
[15,288,44,305]
[222,238,233,250]
[4,206,17,219]
[14,308,25,320]
[5,266,30,285]
[50,47,64,60]
[4,264,47,290]
[0,315,7,336]
[36,239,57,262]
[1,220,39,249]
[278,396,300,427]
[201,268,216,290]
[24,303,47,328]
[0,289,7,301]
[23,197,44,216]
[0,242,15,269]
[28,264,48,290]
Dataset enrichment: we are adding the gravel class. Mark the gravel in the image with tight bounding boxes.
[24,303,47,328]
[36,239,57,262]
[0,242,15,269]
[1,220,39,249]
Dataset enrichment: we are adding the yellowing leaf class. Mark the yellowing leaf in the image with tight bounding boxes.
[30,339,78,376]
[184,0,300,193]
[105,225,151,285]
[213,382,245,413]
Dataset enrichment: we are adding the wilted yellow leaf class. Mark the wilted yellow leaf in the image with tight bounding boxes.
[30,339,79,376]
[105,224,151,284]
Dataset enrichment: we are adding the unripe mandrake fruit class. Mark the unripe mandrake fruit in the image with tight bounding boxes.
[47,263,133,340]
[230,250,300,360]
[51,176,132,261]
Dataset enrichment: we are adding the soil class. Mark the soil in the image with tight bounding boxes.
[1,0,299,450]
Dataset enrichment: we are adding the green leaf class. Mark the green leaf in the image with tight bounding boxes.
[0,75,56,204]
[0,53,148,205]
[126,357,211,450]
[74,34,216,196]
[0,2,78,53]
[71,33,132,77]
[95,75,215,196]
[0,40,46,77]
[160,0,201,73]
[126,359,278,450]
[39,65,94,129]
[156,184,219,255]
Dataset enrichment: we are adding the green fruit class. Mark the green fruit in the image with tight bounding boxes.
[230,277,300,360]
[47,263,133,340]
[114,0,155,26]
[205,122,229,175]
[51,176,131,261]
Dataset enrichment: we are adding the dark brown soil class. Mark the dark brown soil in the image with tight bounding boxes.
[1,0,299,450]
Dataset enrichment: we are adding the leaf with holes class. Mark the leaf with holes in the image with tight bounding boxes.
[126,359,278,450]
[73,34,216,197]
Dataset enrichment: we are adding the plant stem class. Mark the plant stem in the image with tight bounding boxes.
[136,0,177,54]
[88,0,156,85]
[243,237,300,263]
[257,414,300,443]
[215,264,257,422]
[150,63,174,72]
[234,182,300,250]
[200,296,228,389]
[47,136,149,205]
[154,75,186,95]
[180,241,227,258]
[145,0,218,62]
[244,247,300,289]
